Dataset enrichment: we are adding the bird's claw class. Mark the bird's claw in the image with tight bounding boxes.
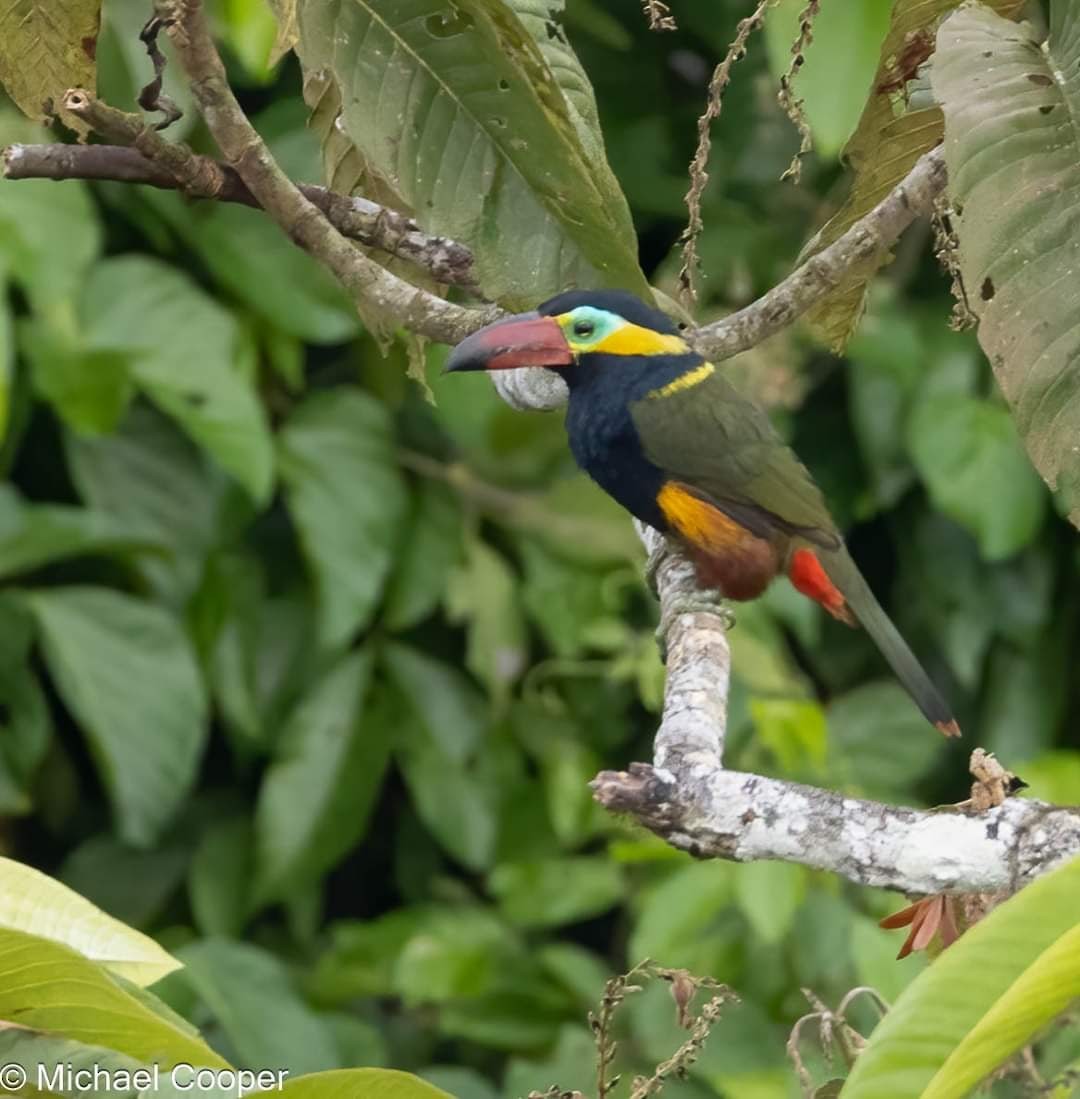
[654,590,734,663]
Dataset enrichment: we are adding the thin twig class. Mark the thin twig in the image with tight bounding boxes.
[2,140,477,287]
[153,0,494,344]
[678,0,770,304]
[641,0,677,31]
[693,145,949,360]
[777,0,820,183]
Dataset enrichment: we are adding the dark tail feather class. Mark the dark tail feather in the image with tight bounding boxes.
[823,548,960,738]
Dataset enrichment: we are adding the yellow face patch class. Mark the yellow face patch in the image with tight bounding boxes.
[588,323,689,357]
[647,361,715,399]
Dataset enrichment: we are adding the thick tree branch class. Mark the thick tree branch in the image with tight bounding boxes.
[2,141,477,289]
[586,526,1080,894]
[151,0,495,344]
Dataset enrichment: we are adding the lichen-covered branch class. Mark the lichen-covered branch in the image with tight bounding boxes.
[588,526,1080,894]
[2,140,477,288]
[152,0,494,344]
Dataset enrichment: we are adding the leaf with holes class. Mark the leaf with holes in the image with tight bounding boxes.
[0,0,100,126]
[930,3,1080,527]
[295,0,647,306]
[798,0,1025,351]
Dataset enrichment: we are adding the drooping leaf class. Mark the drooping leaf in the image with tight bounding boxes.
[0,0,100,125]
[294,0,648,306]
[0,926,227,1068]
[253,649,388,901]
[176,938,341,1075]
[278,390,408,649]
[30,587,209,848]
[0,856,180,985]
[80,257,274,502]
[932,3,1080,527]
[799,0,1024,350]
[841,855,1080,1099]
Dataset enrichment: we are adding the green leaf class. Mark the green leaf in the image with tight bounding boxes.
[734,861,806,945]
[0,926,227,1067]
[382,643,487,763]
[277,1069,452,1099]
[764,0,891,156]
[0,856,180,985]
[254,649,389,901]
[0,127,102,311]
[383,482,464,631]
[908,395,1045,560]
[0,485,158,580]
[65,404,231,602]
[21,319,133,434]
[798,0,1024,350]
[30,587,209,847]
[80,256,273,501]
[628,862,739,975]
[841,855,1080,1099]
[295,0,647,306]
[188,816,254,939]
[145,196,359,344]
[279,390,408,648]
[177,938,341,1075]
[932,3,1080,526]
[487,856,624,929]
[60,836,189,931]
[445,537,527,702]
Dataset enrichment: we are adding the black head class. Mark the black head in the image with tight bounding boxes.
[537,289,682,336]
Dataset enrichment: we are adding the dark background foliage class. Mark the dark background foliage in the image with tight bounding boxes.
[0,0,1074,1096]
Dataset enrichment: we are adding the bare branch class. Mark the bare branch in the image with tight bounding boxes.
[586,525,1080,895]
[153,0,494,344]
[693,146,948,361]
[2,140,477,288]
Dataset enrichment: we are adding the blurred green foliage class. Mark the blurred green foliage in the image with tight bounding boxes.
[0,1,1075,1097]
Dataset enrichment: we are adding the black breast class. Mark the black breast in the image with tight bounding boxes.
[562,361,670,531]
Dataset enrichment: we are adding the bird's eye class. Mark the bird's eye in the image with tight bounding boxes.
[573,318,595,338]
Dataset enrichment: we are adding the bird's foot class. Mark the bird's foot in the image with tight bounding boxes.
[655,589,734,663]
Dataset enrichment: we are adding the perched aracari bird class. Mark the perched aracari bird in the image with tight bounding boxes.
[446,289,959,737]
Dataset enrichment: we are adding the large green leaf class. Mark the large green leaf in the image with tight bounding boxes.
[0,926,227,1068]
[799,0,1024,350]
[254,649,389,901]
[932,3,1080,526]
[277,1069,452,1099]
[0,857,179,985]
[295,0,647,305]
[176,938,340,1075]
[80,257,274,502]
[278,390,408,649]
[0,485,159,579]
[0,0,100,125]
[840,855,1080,1098]
[65,404,231,602]
[30,587,209,847]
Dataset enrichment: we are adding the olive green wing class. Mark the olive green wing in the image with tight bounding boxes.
[629,368,840,544]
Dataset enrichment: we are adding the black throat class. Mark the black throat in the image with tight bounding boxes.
[560,351,703,531]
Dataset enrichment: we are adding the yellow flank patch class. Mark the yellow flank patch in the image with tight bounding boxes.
[656,482,746,551]
[647,361,715,399]
[589,323,689,357]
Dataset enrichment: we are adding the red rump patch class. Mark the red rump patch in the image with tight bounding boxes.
[789,548,853,624]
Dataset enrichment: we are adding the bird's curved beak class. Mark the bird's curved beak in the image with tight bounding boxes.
[444,311,574,372]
